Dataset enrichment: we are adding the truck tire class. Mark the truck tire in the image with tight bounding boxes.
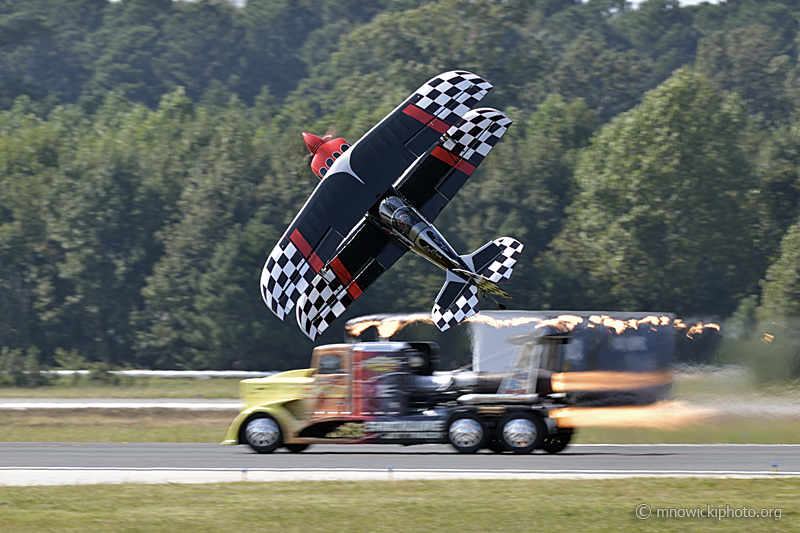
[447,412,487,454]
[541,431,572,454]
[243,414,283,454]
[498,412,545,454]
[284,443,310,453]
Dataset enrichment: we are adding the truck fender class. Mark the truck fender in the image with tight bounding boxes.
[221,400,299,445]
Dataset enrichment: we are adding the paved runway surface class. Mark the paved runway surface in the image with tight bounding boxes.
[1,443,798,485]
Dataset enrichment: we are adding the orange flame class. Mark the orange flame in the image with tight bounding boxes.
[345,313,433,338]
[345,313,720,339]
[534,314,584,332]
[551,371,673,392]
[551,400,717,429]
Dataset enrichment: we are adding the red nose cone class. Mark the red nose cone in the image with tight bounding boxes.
[302,132,324,155]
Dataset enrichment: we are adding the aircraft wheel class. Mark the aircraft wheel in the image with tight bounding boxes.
[498,412,545,454]
[243,414,283,454]
[447,412,487,454]
[284,443,310,453]
[541,431,572,454]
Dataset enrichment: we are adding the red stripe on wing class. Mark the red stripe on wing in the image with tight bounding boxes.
[330,257,363,299]
[290,229,324,273]
[431,145,476,176]
[402,104,450,134]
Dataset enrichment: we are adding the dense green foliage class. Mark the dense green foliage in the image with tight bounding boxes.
[2,0,800,371]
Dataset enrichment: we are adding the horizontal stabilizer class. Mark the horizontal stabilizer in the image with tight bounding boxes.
[459,236,523,284]
[431,270,480,332]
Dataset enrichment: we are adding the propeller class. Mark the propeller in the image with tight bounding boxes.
[322,125,337,142]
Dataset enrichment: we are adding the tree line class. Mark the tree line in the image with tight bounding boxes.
[1,0,800,375]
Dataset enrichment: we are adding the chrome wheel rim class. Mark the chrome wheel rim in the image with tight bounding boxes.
[245,418,280,448]
[449,418,483,448]
[502,418,538,449]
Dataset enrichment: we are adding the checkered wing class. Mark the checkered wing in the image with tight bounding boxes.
[295,221,408,340]
[431,270,480,332]
[410,71,493,127]
[395,108,512,221]
[296,269,349,341]
[441,108,513,167]
[261,238,317,320]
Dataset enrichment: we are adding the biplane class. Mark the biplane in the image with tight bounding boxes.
[261,71,522,340]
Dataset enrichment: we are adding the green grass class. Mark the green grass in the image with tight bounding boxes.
[0,408,797,444]
[0,376,240,399]
[574,419,800,445]
[0,409,233,443]
[0,479,796,532]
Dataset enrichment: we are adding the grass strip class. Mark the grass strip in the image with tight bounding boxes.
[575,419,800,444]
[1,409,799,444]
[0,409,233,443]
[0,377,241,399]
[0,478,796,532]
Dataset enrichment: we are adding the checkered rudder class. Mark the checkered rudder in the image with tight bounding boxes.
[482,237,523,283]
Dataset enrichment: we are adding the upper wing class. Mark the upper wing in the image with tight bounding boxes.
[295,221,408,340]
[395,108,512,221]
[344,70,494,197]
[263,71,493,320]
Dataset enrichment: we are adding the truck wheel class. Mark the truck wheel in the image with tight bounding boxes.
[498,412,545,454]
[447,412,487,454]
[541,432,572,454]
[284,443,310,453]
[243,414,282,454]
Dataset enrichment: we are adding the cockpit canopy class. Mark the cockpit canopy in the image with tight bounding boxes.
[379,196,423,239]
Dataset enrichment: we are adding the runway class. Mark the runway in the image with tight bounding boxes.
[1,443,798,485]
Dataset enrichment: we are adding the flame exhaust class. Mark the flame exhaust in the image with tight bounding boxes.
[551,370,673,393]
[345,313,720,339]
[551,400,717,429]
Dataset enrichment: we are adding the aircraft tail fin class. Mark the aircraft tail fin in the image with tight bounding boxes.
[459,236,523,285]
[432,270,480,332]
[431,237,523,332]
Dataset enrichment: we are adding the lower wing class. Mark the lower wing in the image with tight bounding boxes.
[296,220,407,340]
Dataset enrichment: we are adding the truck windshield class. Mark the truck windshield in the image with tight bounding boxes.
[317,355,342,374]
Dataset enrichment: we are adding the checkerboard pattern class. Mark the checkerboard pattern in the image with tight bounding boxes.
[432,280,480,332]
[260,238,315,320]
[442,108,512,166]
[295,269,349,340]
[414,71,493,126]
[481,237,523,283]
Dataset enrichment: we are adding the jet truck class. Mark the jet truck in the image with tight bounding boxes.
[222,336,574,454]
